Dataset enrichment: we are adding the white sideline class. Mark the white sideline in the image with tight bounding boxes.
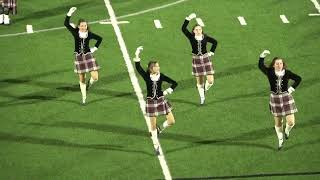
[102,0,172,180]
[0,0,189,38]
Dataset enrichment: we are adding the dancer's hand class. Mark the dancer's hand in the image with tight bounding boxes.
[208,52,214,57]
[288,87,295,94]
[260,50,270,58]
[90,47,98,53]
[186,13,196,21]
[163,88,173,96]
[67,7,77,16]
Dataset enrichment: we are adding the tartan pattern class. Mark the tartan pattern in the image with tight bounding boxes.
[74,52,100,74]
[269,93,298,117]
[192,53,214,76]
[3,0,17,15]
[146,96,172,117]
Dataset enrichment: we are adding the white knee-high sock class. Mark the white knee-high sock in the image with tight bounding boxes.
[274,126,283,140]
[285,122,295,135]
[205,80,214,91]
[79,81,87,101]
[3,14,9,24]
[0,14,4,24]
[89,77,98,85]
[197,84,205,99]
[150,129,159,147]
[162,121,169,129]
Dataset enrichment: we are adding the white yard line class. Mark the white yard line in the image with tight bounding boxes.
[0,0,189,38]
[280,15,290,23]
[310,0,320,12]
[308,13,320,16]
[99,20,129,24]
[237,16,247,26]
[309,0,320,16]
[154,19,163,28]
[102,0,172,180]
[26,25,34,33]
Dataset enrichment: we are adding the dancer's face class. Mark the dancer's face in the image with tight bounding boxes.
[78,22,88,32]
[151,63,160,74]
[273,59,284,71]
[193,26,203,36]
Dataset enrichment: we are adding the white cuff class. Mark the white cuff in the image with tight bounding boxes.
[90,47,98,53]
[259,50,270,58]
[133,57,141,62]
[208,52,214,56]
[164,88,173,96]
[185,17,191,21]
[288,86,295,94]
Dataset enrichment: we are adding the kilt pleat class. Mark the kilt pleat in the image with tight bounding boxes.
[74,52,100,74]
[192,53,214,76]
[269,93,297,117]
[146,96,172,117]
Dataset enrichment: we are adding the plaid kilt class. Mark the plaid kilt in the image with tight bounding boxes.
[74,52,100,74]
[146,96,172,117]
[269,93,297,117]
[2,0,17,15]
[192,53,214,76]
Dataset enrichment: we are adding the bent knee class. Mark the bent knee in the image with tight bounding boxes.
[168,119,175,125]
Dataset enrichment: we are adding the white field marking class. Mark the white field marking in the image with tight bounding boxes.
[237,16,247,25]
[26,25,34,33]
[99,20,129,24]
[308,13,320,16]
[196,18,205,27]
[310,0,320,12]
[102,0,172,180]
[0,0,189,38]
[280,15,290,23]
[154,19,163,28]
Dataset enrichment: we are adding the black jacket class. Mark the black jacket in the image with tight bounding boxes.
[135,62,178,99]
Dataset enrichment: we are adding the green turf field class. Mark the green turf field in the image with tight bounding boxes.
[0,0,319,179]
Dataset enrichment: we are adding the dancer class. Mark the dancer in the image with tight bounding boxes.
[133,46,178,155]
[258,50,302,150]
[181,13,218,105]
[64,7,103,105]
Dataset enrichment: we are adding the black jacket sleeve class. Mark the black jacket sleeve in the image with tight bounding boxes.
[161,73,178,90]
[135,62,148,81]
[90,32,103,48]
[181,19,193,40]
[64,16,77,35]
[258,57,269,75]
[287,70,302,89]
[206,35,218,53]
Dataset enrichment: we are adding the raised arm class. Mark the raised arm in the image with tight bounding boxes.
[133,46,148,80]
[181,13,196,39]
[64,7,77,33]
[258,50,271,75]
